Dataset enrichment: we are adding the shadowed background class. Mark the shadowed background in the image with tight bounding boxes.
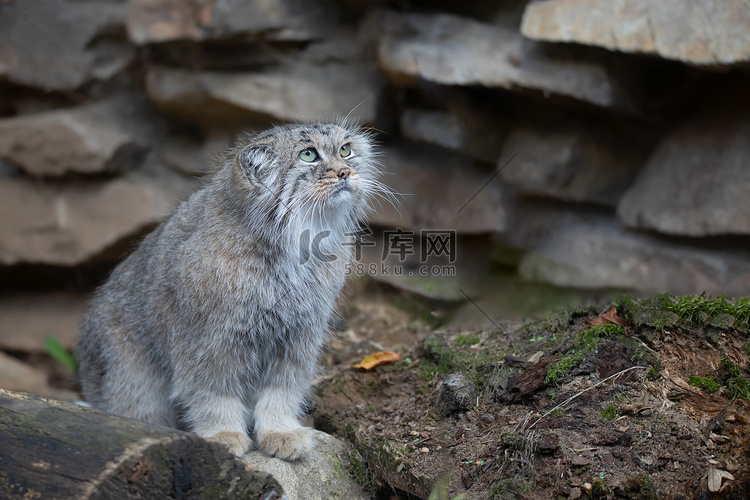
[1,0,750,396]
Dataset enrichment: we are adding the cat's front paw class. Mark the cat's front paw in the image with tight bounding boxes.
[207,431,252,457]
[258,428,313,461]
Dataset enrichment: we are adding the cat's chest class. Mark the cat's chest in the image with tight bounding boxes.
[218,254,343,330]
[188,231,348,327]
[262,258,344,311]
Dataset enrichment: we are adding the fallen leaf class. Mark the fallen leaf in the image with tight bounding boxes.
[708,467,734,492]
[527,351,544,363]
[353,351,399,370]
[589,305,627,326]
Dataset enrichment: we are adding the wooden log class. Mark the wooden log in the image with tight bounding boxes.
[0,390,283,499]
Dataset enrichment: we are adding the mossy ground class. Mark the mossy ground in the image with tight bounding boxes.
[314,293,750,499]
[418,331,505,386]
[544,324,626,385]
[616,293,750,332]
[689,375,721,393]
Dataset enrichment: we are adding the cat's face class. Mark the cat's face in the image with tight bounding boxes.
[234,122,381,231]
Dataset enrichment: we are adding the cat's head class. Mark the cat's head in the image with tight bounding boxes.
[230,122,383,233]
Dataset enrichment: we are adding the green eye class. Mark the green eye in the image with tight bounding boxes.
[339,143,352,158]
[299,148,318,162]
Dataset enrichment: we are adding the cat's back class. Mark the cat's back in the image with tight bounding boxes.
[81,185,217,329]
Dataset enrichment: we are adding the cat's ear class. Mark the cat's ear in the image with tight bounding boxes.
[236,143,272,183]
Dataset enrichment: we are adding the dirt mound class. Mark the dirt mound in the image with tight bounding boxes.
[314,295,750,499]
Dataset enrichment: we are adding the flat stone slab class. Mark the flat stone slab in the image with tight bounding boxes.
[522,0,750,66]
[377,12,638,113]
[145,65,378,127]
[0,99,148,177]
[127,0,336,44]
[517,217,750,295]
[0,174,185,266]
[0,0,130,90]
[617,109,750,237]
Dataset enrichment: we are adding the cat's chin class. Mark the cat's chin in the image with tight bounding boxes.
[326,186,355,207]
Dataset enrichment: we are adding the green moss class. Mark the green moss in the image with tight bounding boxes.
[342,421,364,444]
[580,324,625,347]
[544,325,625,385]
[420,333,502,383]
[664,294,727,325]
[545,352,584,386]
[621,336,661,376]
[688,375,720,393]
[601,405,618,422]
[391,360,411,373]
[455,333,481,347]
[325,451,345,479]
[725,376,750,401]
[617,294,750,331]
[732,298,750,326]
[523,306,598,340]
[418,359,440,381]
[686,355,750,400]
[720,356,741,378]
[347,449,368,485]
[616,295,677,330]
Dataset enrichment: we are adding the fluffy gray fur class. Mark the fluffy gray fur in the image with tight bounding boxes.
[78,122,385,460]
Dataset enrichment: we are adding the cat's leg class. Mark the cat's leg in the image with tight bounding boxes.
[100,348,176,428]
[79,309,176,427]
[254,358,317,461]
[254,385,313,460]
[166,326,253,457]
[179,390,252,457]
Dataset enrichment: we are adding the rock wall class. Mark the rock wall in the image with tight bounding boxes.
[2,0,750,354]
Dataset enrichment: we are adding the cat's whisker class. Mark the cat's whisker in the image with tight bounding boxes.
[338,100,370,131]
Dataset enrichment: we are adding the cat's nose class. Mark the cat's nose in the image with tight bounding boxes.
[338,167,351,180]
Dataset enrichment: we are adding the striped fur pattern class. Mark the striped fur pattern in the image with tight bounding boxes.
[78,122,383,460]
